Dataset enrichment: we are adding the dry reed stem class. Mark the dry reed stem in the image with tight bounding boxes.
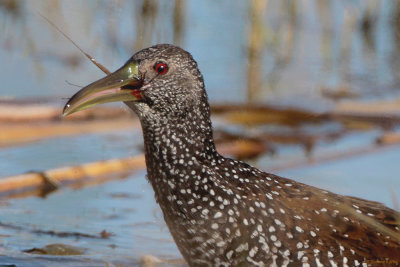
[377,132,400,145]
[0,119,139,147]
[0,155,145,196]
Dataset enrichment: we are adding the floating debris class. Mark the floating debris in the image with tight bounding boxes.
[23,243,87,255]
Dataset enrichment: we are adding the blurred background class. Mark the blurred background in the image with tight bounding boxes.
[1,0,400,266]
[2,0,400,104]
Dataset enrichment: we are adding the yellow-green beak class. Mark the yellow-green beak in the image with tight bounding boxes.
[62,60,142,116]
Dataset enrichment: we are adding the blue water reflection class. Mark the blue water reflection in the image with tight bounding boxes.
[1,0,400,104]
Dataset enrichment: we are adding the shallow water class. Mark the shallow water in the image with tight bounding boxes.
[0,170,181,264]
[0,129,141,177]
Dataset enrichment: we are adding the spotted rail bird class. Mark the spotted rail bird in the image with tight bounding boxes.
[63,44,400,266]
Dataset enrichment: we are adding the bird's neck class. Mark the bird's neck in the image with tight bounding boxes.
[139,103,219,191]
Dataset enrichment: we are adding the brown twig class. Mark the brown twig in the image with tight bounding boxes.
[0,119,139,147]
[0,155,146,198]
[38,12,111,75]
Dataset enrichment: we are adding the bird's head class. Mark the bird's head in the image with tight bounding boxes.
[63,44,207,120]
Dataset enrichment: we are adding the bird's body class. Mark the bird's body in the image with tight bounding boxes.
[64,44,400,266]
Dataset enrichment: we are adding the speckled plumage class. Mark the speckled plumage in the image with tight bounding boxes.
[122,44,400,266]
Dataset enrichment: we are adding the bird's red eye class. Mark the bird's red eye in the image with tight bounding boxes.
[154,62,168,75]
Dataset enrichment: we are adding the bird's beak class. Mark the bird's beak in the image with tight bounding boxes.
[62,60,142,116]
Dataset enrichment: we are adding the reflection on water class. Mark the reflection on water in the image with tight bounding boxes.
[0,170,182,265]
[0,129,141,177]
[1,0,400,105]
